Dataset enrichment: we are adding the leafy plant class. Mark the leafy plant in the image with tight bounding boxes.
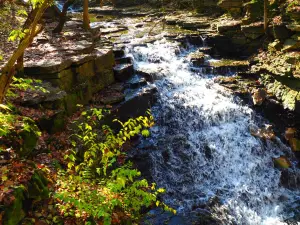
[55,109,175,224]
[7,77,48,98]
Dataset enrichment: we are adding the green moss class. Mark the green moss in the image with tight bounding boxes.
[0,114,40,157]
[3,186,26,225]
[209,59,249,67]
[27,171,49,200]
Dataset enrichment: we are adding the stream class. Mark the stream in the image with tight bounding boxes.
[114,20,300,225]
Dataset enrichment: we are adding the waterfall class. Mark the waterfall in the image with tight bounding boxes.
[119,23,300,224]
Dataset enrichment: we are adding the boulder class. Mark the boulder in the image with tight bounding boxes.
[113,64,134,82]
[252,88,267,106]
[217,21,241,35]
[273,156,291,169]
[187,51,206,66]
[280,169,300,189]
[271,24,293,41]
[125,75,147,89]
[218,0,243,15]
[113,84,158,122]
[289,138,300,152]
[285,128,296,141]
[282,34,300,52]
[241,23,264,39]
[242,0,263,24]
[249,124,275,140]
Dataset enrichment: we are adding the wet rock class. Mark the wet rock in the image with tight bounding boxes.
[208,59,249,74]
[113,48,125,58]
[214,76,237,85]
[125,75,147,89]
[113,84,158,122]
[285,128,297,141]
[252,88,267,106]
[280,169,300,189]
[198,47,213,55]
[187,51,206,66]
[274,156,291,169]
[113,63,134,82]
[249,124,275,140]
[289,138,300,152]
[136,67,161,82]
[115,56,132,65]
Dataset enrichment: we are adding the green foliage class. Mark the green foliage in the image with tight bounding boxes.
[55,109,174,224]
[286,0,300,12]
[7,77,48,98]
[0,112,15,137]
[8,29,29,42]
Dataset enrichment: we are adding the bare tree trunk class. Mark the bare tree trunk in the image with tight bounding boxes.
[0,1,49,103]
[83,0,90,30]
[16,8,39,76]
[53,0,75,33]
[264,0,268,33]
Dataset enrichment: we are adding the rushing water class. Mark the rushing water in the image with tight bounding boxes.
[117,21,300,224]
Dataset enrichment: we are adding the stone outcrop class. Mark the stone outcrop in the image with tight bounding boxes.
[24,48,115,115]
[218,0,244,15]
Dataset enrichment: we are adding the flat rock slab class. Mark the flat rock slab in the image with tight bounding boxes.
[101,27,128,34]
[24,49,112,76]
[93,89,125,105]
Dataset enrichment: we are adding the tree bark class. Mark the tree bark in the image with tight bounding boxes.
[264,0,268,33]
[53,0,75,33]
[0,1,49,103]
[83,0,90,30]
[16,8,39,76]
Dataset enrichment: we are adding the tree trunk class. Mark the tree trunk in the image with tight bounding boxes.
[15,8,39,76]
[83,0,90,30]
[0,1,49,103]
[53,0,75,33]
[264,0,268,33]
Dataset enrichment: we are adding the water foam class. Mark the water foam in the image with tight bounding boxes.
[122,26,300,225]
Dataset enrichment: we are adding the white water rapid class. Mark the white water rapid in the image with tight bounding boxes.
[118,23,300,225]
